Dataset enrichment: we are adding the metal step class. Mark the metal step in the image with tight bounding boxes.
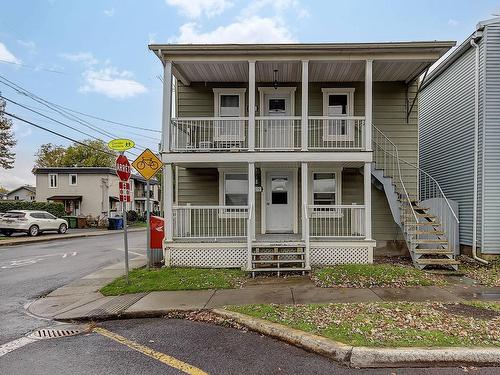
[414,222,442,227]
[416,213,437,219]
[414,239,448,244]
[414,248,454,255]
[410,230,445,235]
[416,259,460,266]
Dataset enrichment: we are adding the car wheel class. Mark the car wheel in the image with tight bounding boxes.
[58,223,67,234]
[28,225,40,237]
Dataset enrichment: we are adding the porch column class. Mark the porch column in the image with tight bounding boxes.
[247,162,256,270]
[164,163,173,244]
[162,60,173,153]
[364,59,373,151]
[363,162,372,240]
[301,60,309,151]
[248,60,256,151]
[301,162,310,269]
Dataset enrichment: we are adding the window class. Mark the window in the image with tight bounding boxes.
[269,98,286,113]
[49,174,58,188]
[69,174,77,186]
[313,172,337,206]
[220,95,240,116]
[30,213,44,219]
[271,177,288,204]
[322,88,355,141]
[224,173,248,206]
[213,88,246,143]
[43,213,56,220]
[14,196,19,200]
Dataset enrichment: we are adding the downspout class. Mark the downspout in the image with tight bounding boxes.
[470,37,488,264]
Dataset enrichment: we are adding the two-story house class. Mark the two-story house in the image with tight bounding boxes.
[5,185,36,201]
[150,41,458,273]
[34,167,159,218]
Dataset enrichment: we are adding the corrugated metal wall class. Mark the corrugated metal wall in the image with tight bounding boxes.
[420,46,477,247]
[482,23,500,254]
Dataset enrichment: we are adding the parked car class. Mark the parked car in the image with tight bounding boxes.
[0,210,68,237]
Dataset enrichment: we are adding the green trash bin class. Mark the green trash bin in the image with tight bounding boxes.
[66,216,77,229]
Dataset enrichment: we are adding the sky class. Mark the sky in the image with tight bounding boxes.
[0,0,499,190]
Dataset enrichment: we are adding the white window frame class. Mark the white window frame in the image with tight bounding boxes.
[218,168,249,218]
[213,88,246,143]
[322,88,355,142]
[308,167,343,217]
[48,173,58,189]
[69,174,78,186]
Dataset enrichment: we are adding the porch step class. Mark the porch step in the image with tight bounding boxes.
[414,248,454,255]
[416,259,460,266]
[410,230,445,235]
[252,259,305,264]
[416,213,437,219]
[414,222,442,227]
[252,242,305,248]
[414,239,448,244]
[252,252,304,256]
[251,267,310,272]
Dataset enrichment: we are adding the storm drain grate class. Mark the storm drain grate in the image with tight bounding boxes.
[28,328,82,340]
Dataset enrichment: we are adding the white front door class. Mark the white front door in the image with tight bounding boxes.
[266,171,294,233]
[263,94,293,148]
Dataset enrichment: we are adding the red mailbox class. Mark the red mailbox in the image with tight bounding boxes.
[149,215,165,249]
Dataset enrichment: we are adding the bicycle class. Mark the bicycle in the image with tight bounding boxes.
[136,157,159,170]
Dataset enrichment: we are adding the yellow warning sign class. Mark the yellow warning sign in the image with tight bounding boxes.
[132,149,162,180]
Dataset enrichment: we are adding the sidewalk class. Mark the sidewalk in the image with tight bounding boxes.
[27,261,500,322]
[0,227,146,247]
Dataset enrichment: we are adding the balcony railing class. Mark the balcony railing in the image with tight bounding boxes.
[255,116,301,150]
[306,204,365,238]
[172,205,249,239]
[308,116,365,150]
[170,116,366,152]
[171,117,249,151]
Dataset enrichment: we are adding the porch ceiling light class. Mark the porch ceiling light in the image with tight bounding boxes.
[273,69,279,89]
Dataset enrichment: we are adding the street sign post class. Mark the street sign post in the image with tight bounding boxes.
[115,153,131,284]
[132,149,162,268]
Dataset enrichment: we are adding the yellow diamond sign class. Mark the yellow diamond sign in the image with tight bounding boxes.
[132,149,162,180]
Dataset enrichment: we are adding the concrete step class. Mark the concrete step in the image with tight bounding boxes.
[416,258,460,266]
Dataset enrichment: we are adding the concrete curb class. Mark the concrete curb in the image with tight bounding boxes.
[0,227,146,247]
[212,308,500,368]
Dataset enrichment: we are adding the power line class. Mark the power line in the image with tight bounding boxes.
[2,111,116,157]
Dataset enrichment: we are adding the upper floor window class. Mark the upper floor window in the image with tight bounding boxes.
[69,174,78,186]
[49,174,58,188]
[322,88,355,141]
[213,88,246,143]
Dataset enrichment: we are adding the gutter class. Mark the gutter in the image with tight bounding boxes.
[470,33,488,265]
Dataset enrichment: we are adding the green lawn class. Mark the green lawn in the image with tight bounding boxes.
[312,263,446,288]
[228,301,500,347]
[101,267,246,295]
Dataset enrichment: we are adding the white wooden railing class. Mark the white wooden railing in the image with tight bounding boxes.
[255,116,301,150]
[171,117,248,151]
[306,205,365,238]
[172,205,249,239]
[308,116,365,150]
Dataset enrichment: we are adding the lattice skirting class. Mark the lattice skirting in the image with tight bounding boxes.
[310,246,372,265]
[167,245,246,268]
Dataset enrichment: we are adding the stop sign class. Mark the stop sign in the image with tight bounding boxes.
[116,154,131,181]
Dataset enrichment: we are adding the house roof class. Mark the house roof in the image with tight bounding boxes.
[8,185,36,195]
[422,17,500,89]
[149,41,455,84]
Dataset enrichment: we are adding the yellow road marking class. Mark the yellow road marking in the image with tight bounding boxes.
[93,327,208,375]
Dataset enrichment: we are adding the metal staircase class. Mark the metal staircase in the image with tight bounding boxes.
[372,126,460,271]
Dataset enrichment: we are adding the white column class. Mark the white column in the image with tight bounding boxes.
[365,59,373,151]
[301,162,310,269]
[248,60,256,151]
[162,60,173,153]
[164,163,173,243]
[247,162,255,270]
[364,162,372,240]
[301,60,309,151]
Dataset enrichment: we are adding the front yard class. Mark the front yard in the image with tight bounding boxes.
[312,263,447,288]
[459,256,500,287]
[101,267,246,295]
[228,301,500,347]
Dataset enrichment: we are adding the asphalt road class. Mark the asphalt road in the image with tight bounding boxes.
[0,231,146,345]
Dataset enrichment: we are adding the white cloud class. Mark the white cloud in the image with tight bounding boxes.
[79,66,147,99]
[12,122,32,138]
[60,52,98,66]
[148,32,157,44]
[0,42,21,64]
[242,0,308,19]
[103,8,115,17]
[166,0,232,18]
[17,39,36,54]
[448,18,459,26]
[174,17,296,43]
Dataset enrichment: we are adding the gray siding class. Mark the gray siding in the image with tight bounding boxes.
[420,46,477,247]
[482,23,500,253]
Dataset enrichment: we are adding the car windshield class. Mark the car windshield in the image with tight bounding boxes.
[3,212,26,218]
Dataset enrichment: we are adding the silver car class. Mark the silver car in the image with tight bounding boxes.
[0,210,68,237]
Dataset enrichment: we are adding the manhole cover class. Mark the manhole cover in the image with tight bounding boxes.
[28,326,83,340]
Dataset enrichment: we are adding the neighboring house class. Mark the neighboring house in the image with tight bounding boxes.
[133,175,161,214]
[150,41,459,273]
[5,185,36,201]
[420,17,500,256]
[34,167,159,218]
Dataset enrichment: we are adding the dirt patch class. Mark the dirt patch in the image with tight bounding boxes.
[436,303,499,320]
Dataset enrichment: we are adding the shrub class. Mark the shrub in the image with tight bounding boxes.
[0,201,65,217]
[126,210,139,222]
